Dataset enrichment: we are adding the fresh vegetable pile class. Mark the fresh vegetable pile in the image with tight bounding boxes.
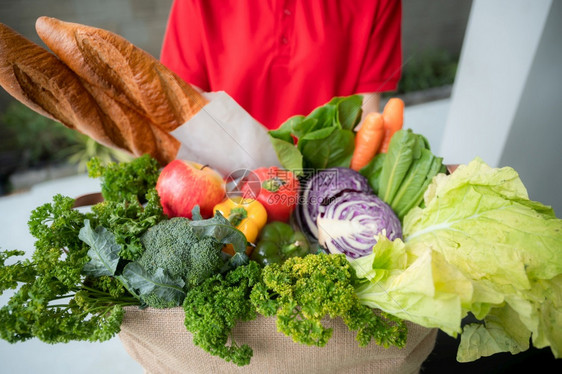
[0,153,407,366]
[1,95,561,367]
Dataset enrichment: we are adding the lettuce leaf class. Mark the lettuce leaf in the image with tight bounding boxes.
[353,236,471,336]
[352,158,562,361]
[406,158,562,285]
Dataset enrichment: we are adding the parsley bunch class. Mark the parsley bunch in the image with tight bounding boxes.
[182,261,261,366]
[251,253,408,349]
[0,155,164,344]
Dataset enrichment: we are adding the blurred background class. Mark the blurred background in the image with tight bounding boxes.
[0,0,468,195]
[0,0,561,373]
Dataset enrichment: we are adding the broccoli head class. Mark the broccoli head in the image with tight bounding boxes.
[138,217,198,279]
[185,236,224,288]
[133,217,227,308]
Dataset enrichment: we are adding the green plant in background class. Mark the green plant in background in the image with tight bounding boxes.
[388,49,459,96]
[1,101,76,168]
[62,136,133,173]
[0,101,132,173]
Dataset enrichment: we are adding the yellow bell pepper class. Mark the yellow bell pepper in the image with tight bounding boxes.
[213,197,268,255]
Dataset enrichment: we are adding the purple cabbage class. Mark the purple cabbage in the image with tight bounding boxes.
[316,191,402,259]
[296,168,372,239]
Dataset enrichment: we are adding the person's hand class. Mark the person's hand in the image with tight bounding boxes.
[355,92,381,130]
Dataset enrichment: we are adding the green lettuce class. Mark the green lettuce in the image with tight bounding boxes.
[352,157,562,362]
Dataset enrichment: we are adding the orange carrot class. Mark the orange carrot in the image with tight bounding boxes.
[380,98,405,153]
[350,112,385,171]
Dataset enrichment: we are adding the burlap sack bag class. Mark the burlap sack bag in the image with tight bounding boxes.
[119,307,437,374]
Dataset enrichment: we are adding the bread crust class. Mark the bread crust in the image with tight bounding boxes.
[0,22,121,150]
[35,16,207,132]
[84,82,180,165]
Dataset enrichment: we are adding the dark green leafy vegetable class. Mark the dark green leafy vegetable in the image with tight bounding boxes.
[27,194,93,288]
[0,155,165,344]
[300,128,355,170]
[91,188,165,261]
[121,263,186,309]
[187,211,249,268]
[183,261,262,366]
[79,219,121,277]
[250,253,407,348]
[360,153,386,195]
[269,95,362,173]
[0,198,138,344]
[89,156,166,261]
[0,250,35,292]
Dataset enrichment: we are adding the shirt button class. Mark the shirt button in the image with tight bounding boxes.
[284,9,291,16]
[281,36,288,44]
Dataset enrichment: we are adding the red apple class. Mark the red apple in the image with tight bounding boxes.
[156,160,226,219]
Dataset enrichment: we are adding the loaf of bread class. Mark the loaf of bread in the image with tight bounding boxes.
[0,22,124,151]
[0,18,209,165]
[35,16,208,133]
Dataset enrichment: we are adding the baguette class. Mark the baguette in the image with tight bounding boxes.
[84,82,180,165]
[0,22,124,150]
[35,16,208,133]
[0,22,183,165]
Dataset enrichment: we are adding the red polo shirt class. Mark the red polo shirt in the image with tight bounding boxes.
[161,0,402,130]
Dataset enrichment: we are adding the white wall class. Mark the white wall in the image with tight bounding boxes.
[440,0,561,214]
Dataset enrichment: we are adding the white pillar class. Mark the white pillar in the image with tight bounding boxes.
[440,0,562,213]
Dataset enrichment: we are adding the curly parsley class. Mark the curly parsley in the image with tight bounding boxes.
[251,253,408,349]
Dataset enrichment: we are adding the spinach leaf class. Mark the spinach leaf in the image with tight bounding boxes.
[270,137,303,174]
[269,116,299,143]
[300,129,355,169]
[293,117,319,138]
[333,95,363,130]
[308,104,338,128]
[269,95,362,172]
[299,126,336,141]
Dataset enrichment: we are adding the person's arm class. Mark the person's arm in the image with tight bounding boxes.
[359,92,381,115]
